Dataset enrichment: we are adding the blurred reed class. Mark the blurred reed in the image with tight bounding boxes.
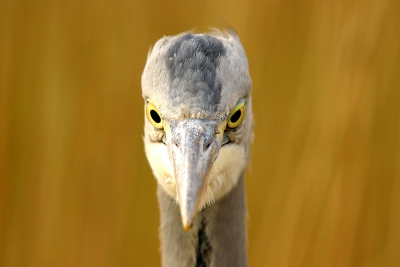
[1,0,399,266]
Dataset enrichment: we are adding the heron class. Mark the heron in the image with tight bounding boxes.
[142,30,253,267]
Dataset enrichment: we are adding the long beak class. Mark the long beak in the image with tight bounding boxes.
[168,119,221,231]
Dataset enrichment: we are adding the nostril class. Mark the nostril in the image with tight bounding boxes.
[205,140,212,150]
[172,139,179,148]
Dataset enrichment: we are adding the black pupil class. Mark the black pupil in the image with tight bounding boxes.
[230,110,241,123]
[150,110,161,123]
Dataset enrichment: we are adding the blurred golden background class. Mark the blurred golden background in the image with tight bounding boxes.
[1,0,399,266]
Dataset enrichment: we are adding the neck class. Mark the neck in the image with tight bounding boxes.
[157,175,248,267]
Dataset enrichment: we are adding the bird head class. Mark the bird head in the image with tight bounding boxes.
[142,31,253,231]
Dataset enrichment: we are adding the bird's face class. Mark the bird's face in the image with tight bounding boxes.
[142,32,252,230]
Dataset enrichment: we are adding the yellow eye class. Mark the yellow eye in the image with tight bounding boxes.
[146,99,163,129]
[227,98,246,128]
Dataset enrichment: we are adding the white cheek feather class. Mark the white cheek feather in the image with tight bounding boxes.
[199,144,246,209]
[145,141,177,199]
[145,139,247,210]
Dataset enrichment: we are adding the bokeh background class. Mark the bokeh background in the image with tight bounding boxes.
[1,0,399,266]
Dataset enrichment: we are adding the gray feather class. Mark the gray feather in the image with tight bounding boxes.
[142,31,251,121]
[158,175,248,267]
[166,34,225,112]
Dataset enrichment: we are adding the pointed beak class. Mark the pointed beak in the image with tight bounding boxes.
[167,119,221,231]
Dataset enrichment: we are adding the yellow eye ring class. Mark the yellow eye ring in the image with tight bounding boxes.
[146,99,163,129]
[227,98,246,128]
